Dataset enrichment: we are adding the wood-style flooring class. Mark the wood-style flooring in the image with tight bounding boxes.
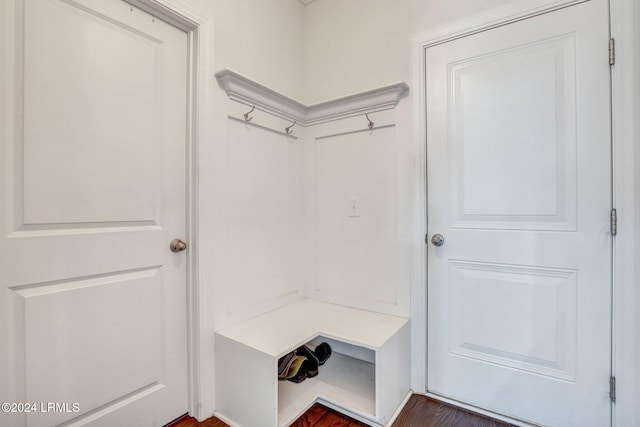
[392,395,517,427]
[166,394,518,427]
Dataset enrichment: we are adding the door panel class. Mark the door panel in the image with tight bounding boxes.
[426,1,611,425]
[22,0,161,225]
[448,261,577,381]
[450,34,577,231]
[1,0,189,426]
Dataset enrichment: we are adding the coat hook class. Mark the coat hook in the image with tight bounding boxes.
[244,105,255,122]
[285,121,296,135]
[366,113,374,130]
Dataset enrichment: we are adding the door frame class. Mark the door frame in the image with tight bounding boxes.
[111,0,214,421]
[410,0,640,425]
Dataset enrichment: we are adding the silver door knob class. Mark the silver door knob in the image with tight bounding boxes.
[170,239,187,253]
[431,234,445,247]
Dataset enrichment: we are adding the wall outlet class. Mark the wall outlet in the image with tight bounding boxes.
[349,198,360,217]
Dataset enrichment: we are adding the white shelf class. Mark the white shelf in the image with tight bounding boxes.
[216,299,409,356]
[214,299,410,427]
[278,352,376,426]
[215,69,409,126]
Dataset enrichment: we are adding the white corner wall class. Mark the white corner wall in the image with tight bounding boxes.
[184,0,306,420]
[193,0,306,327]
[210,0,305,98]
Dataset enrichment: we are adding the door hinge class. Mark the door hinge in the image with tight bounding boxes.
[609,38,615,66]
[611,208,617,236]
[610,376,616,403]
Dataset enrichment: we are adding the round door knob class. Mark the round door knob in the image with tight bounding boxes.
[431,234,445,247]
[170,239,187,253]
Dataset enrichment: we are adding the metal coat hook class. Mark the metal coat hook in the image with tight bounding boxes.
[244,105,255,122]
[285,121,296,135]
[366,114,374,130]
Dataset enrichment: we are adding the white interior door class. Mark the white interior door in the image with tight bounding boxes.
[0,0,189,426]
[426,1,612,426]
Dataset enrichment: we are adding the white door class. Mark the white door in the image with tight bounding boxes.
[0,0,189,426]
[426,1,611,426]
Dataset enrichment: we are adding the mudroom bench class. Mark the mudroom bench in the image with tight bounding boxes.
[214,299,411,426]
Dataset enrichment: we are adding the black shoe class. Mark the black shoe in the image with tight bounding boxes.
[295,345,319,378]
[313,342,332,366]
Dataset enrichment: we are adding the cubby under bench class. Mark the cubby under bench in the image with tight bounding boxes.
[214,299,411,426]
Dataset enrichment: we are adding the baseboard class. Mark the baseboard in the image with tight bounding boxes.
[211,411,240,427]
[386,391,413,426]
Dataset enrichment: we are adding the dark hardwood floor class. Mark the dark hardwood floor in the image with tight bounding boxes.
[167,413,229,427]
[289,404,368,427]
[392,395,517,427]
[166,394,517,427]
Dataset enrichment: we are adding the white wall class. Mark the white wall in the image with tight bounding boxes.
[301,0,517,104]
[183,0,305,419]
[190,0,306,328]
[210,0,304,98]
[213,102,305,328]
[303,109,413,317]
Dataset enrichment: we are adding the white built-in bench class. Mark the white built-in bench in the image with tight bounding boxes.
[214,299,411,426]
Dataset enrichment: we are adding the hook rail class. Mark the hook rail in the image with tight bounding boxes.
[228,115,299,140]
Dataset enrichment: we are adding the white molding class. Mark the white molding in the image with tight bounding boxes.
[610,0,640,426]
[215,68,409,126]
[304,85,408,125]
[215,69,306,123]
[409,36,428,394]
[413,0,586,48]
[128,0,208,30]
[133,0,214,421]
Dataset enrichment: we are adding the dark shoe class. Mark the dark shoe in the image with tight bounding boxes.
[295,345,319,378]
[278,352,296,379]
[285,355,308,383]
[313,342,332,366]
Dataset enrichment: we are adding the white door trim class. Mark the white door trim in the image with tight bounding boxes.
[609,0,640,426]
[411,0,639,425]
[127,0,214,421]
